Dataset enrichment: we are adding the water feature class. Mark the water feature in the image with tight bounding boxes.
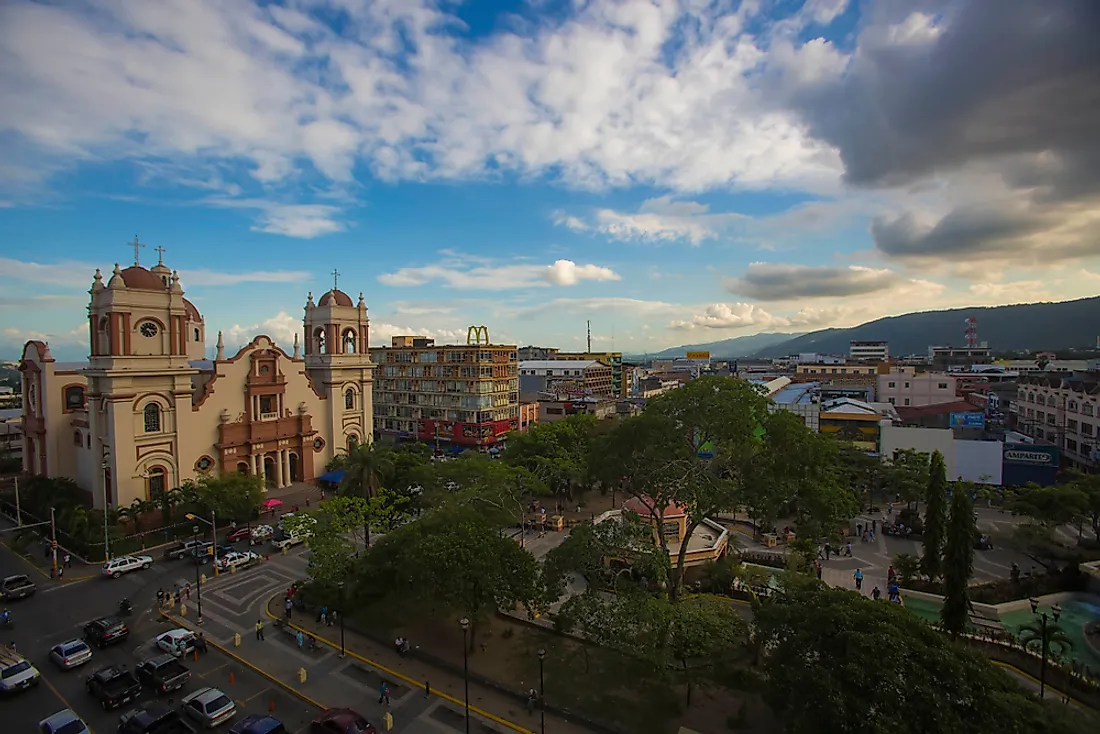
[999,598,1100,671]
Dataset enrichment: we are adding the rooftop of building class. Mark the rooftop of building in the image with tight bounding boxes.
[895,400,979,420]
[519,360,600,370]
[773,382,819,405]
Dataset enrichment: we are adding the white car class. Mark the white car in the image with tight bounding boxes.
[102,555,153,579]
[154,629,196,657]
[217,551,259,571]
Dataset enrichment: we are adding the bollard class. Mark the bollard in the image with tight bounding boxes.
[282,546,288,555]
[180,603,187,617]
[193,649,198,662]
[233,632,241,647]
[200,573,207,585]
[382,712,393,731]
[230,564,237,574]
[297,667,307,683]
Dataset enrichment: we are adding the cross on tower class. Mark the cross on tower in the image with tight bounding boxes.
[128,235,146,266]
[332,269,341,291]
[154,245,167,265]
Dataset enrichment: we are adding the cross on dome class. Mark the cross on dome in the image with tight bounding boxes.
[155,245,167,265]
[332,268,341,291]
[128,235,146,266]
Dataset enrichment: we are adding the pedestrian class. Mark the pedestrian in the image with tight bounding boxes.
[285,598,293,619]
[845,542,852,557]
[64,553,72,569]
[174,583,181,597]
[327,610,336,627]
[157,588,165,607]
[871,519,877,534]
[887,503,893,516]
[813,559,822,580]
[871,586,881,601]
[425,680,431,698]
[57,566,64,580]
[526,688,538,714]
[318,606,327,625]
[824,543,832,560]
[378,681,391,705]
[853,568,863,591]
[296,630,304,650]
[185,582,192,601]
[174,590,181,606]
[255,620,265,641]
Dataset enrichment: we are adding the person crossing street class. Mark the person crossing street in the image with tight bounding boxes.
[255,620,265,641]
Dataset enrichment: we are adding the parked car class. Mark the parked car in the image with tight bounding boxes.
[181,687,237,728]
[217,551,259,571]
[38,709,90,734]
[225,527,252,543]
[192,545,234,565]
[119,703,198,734]
[102,555,153,579]
[248,526,274,545]
[155,628,197,657]
[310,708,376,734]
[0,646,41,694]
[84,664,141,710]
[83,617,130,649]
[229,716,287,734]
[49,639,92,670]
[165,541,211,561]
[0,574,37,600]
[136,653,191,694]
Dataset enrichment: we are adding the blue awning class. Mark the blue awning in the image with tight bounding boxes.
[318,469,345,483]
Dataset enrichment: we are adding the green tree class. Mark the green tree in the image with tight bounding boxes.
[150,486,182,527]
[120,498,154,534]
[1067,472,1100,540]
[355,503,539,651]
[920,450,948,582]
[753,584,1098,734]
[1006,483,1089,570]
[1017,619,1074,660]
[940,487,975,636]
[182,473,264,525]
[503,414,596,500]
[340,441,394,545]
[884,449,930,509]
[290,508,354,593]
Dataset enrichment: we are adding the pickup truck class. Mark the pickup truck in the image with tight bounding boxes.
[84,664,141,710]
[135,654,191,694]
[0,574,37,600]
[119,703,198,734]
[164,540,210,561]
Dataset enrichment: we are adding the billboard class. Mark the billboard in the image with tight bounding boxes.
[949,412,986,429]
[1003,444,1059,466]
[685,351,711,360]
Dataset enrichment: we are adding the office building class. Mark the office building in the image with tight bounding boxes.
[517,347,627,397]
[929,346,993,372]
[1013,373,1100,472]
[849,340,889,362]
[877,369,958,407]
[518,360,614,398]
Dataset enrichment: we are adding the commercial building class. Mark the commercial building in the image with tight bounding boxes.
[929,346,993,372]
[995,359,1091,375]
[1013,373,1100,472]
[818,397,898,451]
[877,369,958,407]
[538,397,617,423]
[769,382,821,431]
[517,347,626,397]
[19,258,375,508]
[879,426,1005,485]
[518,360,614,398]
[371,335,519,449]
[849,340,889,362]
[795,362,877,378]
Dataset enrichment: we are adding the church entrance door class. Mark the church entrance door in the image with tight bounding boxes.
[263,456,276,488]
[288,453,299,483]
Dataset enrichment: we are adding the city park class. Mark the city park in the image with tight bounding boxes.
[5,375,1100,732]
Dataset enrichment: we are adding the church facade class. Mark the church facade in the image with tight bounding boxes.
[19,255,374,509]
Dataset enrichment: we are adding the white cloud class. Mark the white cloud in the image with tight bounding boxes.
[668,303,787,331]
[368,323,468,347]
[378,255,620,290]
[203,199,346,238]
[224,311,299,348]
[0,256,310,288]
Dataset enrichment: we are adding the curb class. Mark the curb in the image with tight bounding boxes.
[0,538,99,582]
[263,602,535,734]
[989,660,1090,709]
[159,610,327,711]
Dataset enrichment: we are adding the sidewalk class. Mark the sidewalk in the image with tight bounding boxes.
[266,598,598,734]
[0,515,100,582]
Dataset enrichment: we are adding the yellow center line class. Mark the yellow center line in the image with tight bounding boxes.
[40,671,96,734]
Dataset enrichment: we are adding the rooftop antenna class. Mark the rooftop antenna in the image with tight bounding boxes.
[587,320,591,353]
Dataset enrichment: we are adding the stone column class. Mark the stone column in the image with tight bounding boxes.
[249,454,257,476]
[281,450,291,487]
[275,450,285,488]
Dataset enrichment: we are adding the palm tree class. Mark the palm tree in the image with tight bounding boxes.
[1018,619,1074,659]
[151,487,181,527]
[340,442,393,546]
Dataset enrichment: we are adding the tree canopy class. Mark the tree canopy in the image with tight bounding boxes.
[503,414,596,498]
[920,450,948,581]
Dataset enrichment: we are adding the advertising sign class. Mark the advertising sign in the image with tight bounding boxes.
[685,351,711,360]
[1003,444,1059,466]
[949,412,986,429]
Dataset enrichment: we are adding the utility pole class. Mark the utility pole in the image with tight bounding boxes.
[13,477,20,527]
[587,320,591,353]
[50,507,58,575]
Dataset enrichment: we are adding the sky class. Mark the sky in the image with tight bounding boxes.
[1,0,1098,362]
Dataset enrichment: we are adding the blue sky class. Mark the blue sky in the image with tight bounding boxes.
[2,0,1097,361]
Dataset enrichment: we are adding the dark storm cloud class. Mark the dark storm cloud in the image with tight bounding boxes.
[724,262,902,300]
[793,0,1100,189]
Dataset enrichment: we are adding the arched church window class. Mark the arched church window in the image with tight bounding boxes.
[194,328,200,341]
[144,403,161,433]
[343,329,357,354]
[147,466,166,498]
[315,328,326,355]
[347,434,358,453]
[345,388,356,410]
[64,385,86,411]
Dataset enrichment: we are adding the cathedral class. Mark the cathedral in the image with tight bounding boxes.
[18,251,375,509]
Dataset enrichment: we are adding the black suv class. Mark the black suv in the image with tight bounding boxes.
[83,616,130,649]
[0,574,36,600]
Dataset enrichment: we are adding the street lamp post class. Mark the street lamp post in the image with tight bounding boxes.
[1029,597,1063,699]
[185,512,219,576]
[460,617,470,734]
[101,460,111,561]
[193,525,203,624]
[537,648,546,734]
[338,581,346,658]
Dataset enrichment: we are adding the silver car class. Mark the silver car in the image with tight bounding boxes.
[38,709,90,734]
[49,640,92,670]
[181,687,236,728]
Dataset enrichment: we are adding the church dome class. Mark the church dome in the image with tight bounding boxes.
[183,297,202,322]
[118,265,168,291]
[318,288,354,307]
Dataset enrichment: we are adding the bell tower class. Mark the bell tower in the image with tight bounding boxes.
[303,272,375,456]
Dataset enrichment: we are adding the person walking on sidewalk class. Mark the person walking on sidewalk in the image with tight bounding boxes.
[853,568,863,591]
[378,681,391,705]
[526,689,538,714]
[255,620,265,641]
[871,586,881,601]
[185,582,191,601]
[57,566,64,580]
[64,553,72,569]
[285,598,293,619]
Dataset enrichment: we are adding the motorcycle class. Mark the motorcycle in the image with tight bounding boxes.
[0,610,12,628]
[118,598,133,616]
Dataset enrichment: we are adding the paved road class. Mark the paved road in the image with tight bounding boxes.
[1,541,321,734]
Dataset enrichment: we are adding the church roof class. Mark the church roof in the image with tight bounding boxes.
[183,297,202,321]
[319,288,353,307]
[118,265,166,290]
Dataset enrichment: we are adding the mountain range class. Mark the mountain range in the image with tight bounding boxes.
[644,297,1100,361]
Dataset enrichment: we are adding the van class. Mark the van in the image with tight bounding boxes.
[0,647,41,694]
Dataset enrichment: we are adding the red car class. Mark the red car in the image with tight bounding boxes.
[225,527,252,543]
[310,708,375,734]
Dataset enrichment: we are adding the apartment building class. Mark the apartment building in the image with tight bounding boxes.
[518,360,614,398]
[1013,373,1100,472]
[849,340,889,362]
[877,369,958,407]
[518,346,626,397]
[370,336,519,449]
[929,346,993,372]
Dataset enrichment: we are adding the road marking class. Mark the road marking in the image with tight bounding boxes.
[244,686,272,702]
[40,577,98,593]
[40,671,93,732]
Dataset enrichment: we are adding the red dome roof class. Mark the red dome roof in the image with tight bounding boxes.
[319,289,354,307]
[183,297,202,322]
[119,266,167,290]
